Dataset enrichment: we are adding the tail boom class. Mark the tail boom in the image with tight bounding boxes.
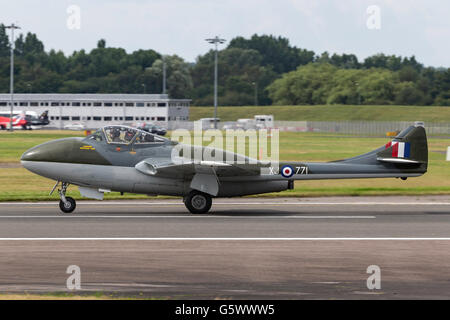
[271,123,428,181]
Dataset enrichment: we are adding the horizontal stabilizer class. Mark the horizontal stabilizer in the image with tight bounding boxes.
[376,158,420,164]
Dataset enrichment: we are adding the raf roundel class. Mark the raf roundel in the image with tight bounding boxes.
[281,165,294,178]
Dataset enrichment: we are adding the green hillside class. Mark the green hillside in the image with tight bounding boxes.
[190,105,450,122]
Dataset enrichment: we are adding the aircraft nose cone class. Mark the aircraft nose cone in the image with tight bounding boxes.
[21,142,54,162]
[21,137,110,168]
[21,138,80,163]
[21,147,42,162]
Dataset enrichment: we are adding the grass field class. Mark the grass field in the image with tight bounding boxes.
[190,105,450,122]
[0,129,449,201]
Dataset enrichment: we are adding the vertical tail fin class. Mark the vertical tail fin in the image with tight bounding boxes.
[40,110,49,120]
[376,122,428,168]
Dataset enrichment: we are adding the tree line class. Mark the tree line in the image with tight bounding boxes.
[0,24,448,106]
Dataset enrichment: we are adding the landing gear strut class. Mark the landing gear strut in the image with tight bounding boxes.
[184,190,212,214]
[57,182,76,213]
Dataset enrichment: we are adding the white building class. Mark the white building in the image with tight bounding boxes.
[0,93,190,129]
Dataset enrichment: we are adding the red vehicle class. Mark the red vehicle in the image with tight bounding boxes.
[0,112,28,130]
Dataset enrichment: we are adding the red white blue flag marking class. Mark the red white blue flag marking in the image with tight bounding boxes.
[385,141,411,158]
[281,165,294,178]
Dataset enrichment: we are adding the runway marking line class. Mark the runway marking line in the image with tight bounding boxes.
[1,202,449,206]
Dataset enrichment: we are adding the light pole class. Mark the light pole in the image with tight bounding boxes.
[206,36,226,129]
[5,23,20,132]
[142,83,146,94]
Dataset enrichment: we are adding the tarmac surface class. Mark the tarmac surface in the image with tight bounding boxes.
[0,196,449,299]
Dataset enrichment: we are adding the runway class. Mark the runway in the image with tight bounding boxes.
[0,196,449,238]
[0,196,449,299]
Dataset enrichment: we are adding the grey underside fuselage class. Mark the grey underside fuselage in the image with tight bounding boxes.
[21,159,423,197]
[21,161,291,197]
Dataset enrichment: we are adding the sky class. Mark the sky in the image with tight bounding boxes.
[1,0,449,67]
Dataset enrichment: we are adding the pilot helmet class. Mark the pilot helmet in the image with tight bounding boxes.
[112,128,120,138]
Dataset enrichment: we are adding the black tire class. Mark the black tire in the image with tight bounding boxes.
[59,197,76,213]
[184,191,212,214]
[0,125,5,130]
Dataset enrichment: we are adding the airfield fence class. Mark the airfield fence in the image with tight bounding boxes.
[168,120,450,136]
[275,121,450,135]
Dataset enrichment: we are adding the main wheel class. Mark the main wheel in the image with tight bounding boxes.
[184,191,212,214]
[59,197,76,213]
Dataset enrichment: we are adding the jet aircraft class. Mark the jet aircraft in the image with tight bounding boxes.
[21,122,428,214]
[26,110,50,128]
[0,112,27,130]
[0,110,49,130]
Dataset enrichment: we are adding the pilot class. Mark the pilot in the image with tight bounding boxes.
[124,129,135,142]
[144,134,154,142]
[111,128,121,142]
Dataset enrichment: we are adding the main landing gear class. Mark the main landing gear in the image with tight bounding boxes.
[51,181,76,213]
[183,190,212,214]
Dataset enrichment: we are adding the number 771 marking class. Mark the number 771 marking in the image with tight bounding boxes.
[295,166,308,175]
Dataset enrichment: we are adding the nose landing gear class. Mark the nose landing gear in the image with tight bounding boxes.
[51,181,76,213]
[59,195,76,213]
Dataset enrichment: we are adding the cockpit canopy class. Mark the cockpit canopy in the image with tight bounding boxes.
[104,126,137,144]
[86,125,166,145]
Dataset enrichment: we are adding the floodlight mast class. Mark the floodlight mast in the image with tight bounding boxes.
[5,23,20,132]
[205,36,226,129]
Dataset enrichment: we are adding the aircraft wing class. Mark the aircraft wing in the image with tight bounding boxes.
[135,158,264,178]
[135,158,266,196]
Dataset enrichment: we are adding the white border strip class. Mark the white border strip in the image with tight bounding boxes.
[0,238,449,241]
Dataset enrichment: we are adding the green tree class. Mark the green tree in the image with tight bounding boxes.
[145,55,193,98]
[394,81,425,105]
[14,34,24,56]
[268,64,400,105]
[228,34,314,74]
[357,69,397,104]
[268,63,338,105]
[432,68,450,105]
[191,47,276,105]
[97,39,106,49]
[0,24,10,57]
[327,69,365,104]
[23,32,44,54]
[398,66,419,82]
[329,53,360,69]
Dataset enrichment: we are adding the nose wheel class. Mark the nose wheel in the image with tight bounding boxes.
[184,191,212,214]
[53,181,77,213]
[59,196,76,213]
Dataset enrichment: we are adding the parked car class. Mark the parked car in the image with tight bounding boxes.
[136,122,167,136]
[64,122,86,131]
